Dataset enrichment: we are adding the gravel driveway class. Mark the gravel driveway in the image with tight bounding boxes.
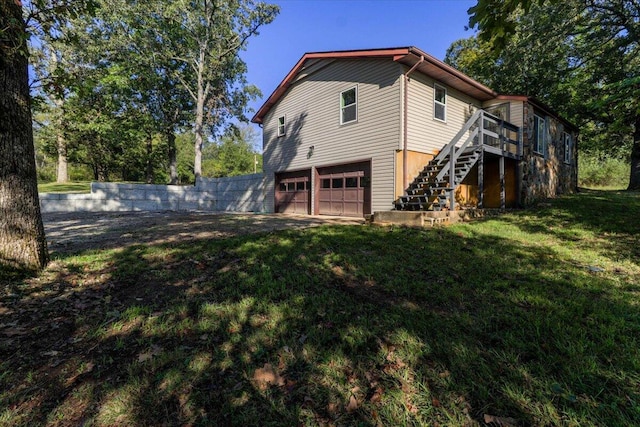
[43,211,364,255]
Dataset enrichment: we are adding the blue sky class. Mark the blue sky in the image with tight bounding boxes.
[241,0,478,121]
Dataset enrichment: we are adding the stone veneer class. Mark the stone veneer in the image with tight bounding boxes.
[520,102,578,206]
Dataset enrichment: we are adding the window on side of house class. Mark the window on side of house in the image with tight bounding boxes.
[277,116,285,137]
[434,84,447,122]
[340,87,357,125]
[533,114,545,155]
[563,132,572,164]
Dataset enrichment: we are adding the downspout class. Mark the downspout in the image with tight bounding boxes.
[403,56,424,194]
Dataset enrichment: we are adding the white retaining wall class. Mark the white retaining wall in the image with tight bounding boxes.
[40,174,266,213]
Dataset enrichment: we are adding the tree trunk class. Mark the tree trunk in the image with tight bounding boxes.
[56,131,68,183]
[0,1,49,270]
[628,115,640,191]
[54,98,68,183]
[194,94,205,181]
[167,129,178,185]
[193,52,206,181]
[145,132,153,184]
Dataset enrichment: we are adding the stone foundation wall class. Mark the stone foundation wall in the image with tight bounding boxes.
[40,174,266,213]
[520,102,578,206]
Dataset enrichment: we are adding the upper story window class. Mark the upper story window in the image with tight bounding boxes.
[434,84,447,122]
[563,132,572,164]
[277,116,285,137]
[340,87,357,125]
[533,114,546,155]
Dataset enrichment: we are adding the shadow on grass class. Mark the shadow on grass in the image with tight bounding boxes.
[1,194,639,426]
[508,189,639,257]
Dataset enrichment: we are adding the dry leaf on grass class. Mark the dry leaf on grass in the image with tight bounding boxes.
[346,394,359,412]
[369,386,383,403]
[253,363,285,390]
[137,345,163,363]
[484,414,518,427]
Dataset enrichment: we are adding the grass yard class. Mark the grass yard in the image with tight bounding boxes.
[1,190,639,426]
[38,181,92,194]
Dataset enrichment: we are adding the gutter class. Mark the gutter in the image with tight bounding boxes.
[402,55,424,194]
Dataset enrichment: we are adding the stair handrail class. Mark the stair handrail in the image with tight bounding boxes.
[433,108,483,166]
[435,127,479,184]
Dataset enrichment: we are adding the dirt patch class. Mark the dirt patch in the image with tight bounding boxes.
[43,211,364,255]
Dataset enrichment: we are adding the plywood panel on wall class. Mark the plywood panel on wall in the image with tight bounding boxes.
[394,150,435,198]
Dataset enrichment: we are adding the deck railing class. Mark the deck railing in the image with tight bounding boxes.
[477,111,521,158]
[433,109,521,210]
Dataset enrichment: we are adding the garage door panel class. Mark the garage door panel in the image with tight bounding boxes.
[275,171,310,214]
[316,161,370,217]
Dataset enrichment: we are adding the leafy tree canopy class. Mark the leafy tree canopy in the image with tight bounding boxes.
[463,0,640,189]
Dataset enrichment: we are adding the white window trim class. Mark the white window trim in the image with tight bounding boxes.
[433,83,447,122]
[533,114,545,155]
[277,115,286,137]
[340,86,358,125]
[563,132,572,164]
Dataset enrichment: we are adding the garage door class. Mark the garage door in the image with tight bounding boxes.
[317,161,371,217]
[275,170,310,214]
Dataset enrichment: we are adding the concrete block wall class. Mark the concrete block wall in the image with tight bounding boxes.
[40,174,266,214]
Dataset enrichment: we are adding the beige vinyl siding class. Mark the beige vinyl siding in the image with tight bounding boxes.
[482,99,524,128]
[509,101,524,128]
[262,58,403,213]
[405,71,482,154]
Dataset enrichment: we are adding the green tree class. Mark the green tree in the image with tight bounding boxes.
[141,0,279,179]
[1,0,95,269]
[203,124,262,177]
[77,0,194,184]
[465,0,640,190]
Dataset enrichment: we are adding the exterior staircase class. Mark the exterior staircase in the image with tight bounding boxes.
[394,146,481,211]
[394,109,522,211]
[395,109,484,211]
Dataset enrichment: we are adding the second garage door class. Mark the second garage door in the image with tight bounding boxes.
[317,161,371,217]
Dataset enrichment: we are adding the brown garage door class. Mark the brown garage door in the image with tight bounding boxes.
[317,161,371,217]
[275,170,310,214]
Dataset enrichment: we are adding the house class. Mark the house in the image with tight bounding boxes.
[251,46,578,217]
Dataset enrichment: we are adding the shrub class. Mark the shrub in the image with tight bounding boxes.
[578,153,629,189]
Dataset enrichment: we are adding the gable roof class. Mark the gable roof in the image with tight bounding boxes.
[251,46,497,124]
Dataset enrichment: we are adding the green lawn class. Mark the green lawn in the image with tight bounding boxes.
[38,181,91,194]
[1,190,639,426]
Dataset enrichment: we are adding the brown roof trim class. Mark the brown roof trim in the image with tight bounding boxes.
[251,46,498,124]
[251,47,412,124]
[406,46,496,99]
[496,95,579,131]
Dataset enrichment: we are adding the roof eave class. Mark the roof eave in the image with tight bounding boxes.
[251,47,412,124]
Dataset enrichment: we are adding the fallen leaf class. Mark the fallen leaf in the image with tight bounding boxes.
[346,394,359,412]
[138,352,153,363]
[253,363,285,390]
[483,414,518,427]
[370,386,383,403]
[327,402,339,415]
